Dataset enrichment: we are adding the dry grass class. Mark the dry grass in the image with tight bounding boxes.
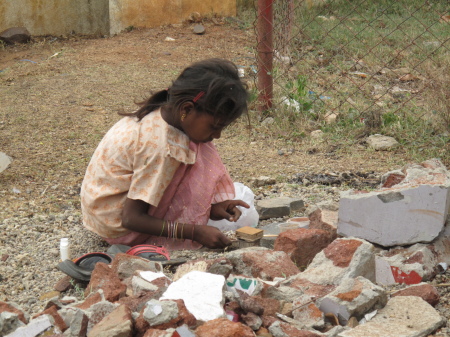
[0,22,439,219]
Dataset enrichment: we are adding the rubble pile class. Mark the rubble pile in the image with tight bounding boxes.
[0,159,449,337]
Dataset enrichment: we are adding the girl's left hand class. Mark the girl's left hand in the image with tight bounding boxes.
[210,199,250,222]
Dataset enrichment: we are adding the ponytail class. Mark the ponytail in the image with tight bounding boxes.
[119,89,169,121]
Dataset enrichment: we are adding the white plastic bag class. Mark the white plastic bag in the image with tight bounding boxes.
[207,182,259,231]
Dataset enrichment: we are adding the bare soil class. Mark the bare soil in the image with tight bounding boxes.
[0,20,412,219]
[1,20,450,335]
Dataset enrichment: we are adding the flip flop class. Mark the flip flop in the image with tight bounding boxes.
[57,260,92,282]
[57,252,112,282]
[106,244,131,256]
[125,244,170,262]
[108,244,187,266]
[74,252,113,270]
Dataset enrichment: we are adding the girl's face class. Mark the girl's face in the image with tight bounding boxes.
[182,109,229,143]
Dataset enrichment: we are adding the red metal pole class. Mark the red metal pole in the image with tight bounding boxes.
[257,0,273,113]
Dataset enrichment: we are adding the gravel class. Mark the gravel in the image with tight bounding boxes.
[0,180,449,336]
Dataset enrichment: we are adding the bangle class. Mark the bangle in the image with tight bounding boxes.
[159,220,166,237]
[180,223,184,240]
[168,221,175,239]
[174,221,179,240]
[170,221,176,239]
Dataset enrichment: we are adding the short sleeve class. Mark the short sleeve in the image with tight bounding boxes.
[128,145,180,207]
[127,113,195,207]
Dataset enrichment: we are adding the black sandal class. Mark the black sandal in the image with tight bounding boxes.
[57,252,112,282]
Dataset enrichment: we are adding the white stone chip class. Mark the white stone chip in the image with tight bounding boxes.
[0,152,12,173]
[161,271,226,321]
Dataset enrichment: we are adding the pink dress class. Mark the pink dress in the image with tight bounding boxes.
[81,109,235,250]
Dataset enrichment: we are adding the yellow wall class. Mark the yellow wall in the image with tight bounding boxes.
[0,0,236,36]
[110,0,236,34]
[0,0,109,36]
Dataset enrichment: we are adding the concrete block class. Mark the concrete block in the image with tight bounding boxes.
[338,184,450,247]
[63,309,88,337]
[375,243,438,285]
[195,318,255,337]
[318,276,387,325]
[391,283,440,307]
[86,301,118,331]
[132,276,159,296]
[5,315,54,337]
[257,197,305,220]
[225,247,300,281]
[87,304,133,337]
[274,228,334,268]
[338,159,450,247]
[292,294,325,329]
[0,312,24,336]
[301,238,376,285]
[338,296,445,337]
[142,300,179,327]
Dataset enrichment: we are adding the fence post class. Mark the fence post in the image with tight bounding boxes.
[257,0,274,113]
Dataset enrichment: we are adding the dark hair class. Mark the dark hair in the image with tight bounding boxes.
[122,58,248,124]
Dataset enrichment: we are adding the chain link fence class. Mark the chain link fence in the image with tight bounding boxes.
[252,0,450,135]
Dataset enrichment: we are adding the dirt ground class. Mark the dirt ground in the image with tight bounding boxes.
[0,19,413,218]
[2,19,450,335]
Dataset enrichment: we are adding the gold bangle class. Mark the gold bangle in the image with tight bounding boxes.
[175,221,179,240]
[159,220,165,237]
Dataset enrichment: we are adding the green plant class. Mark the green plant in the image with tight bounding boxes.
[70,279,86,300]
[285,75,313,113]
[382,111,399,127]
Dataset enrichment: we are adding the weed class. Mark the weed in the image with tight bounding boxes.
[285,75,314,114]
[249,0,450,166]
[69,279,86,300]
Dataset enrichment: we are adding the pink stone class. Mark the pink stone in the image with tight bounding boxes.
[391,284,440,306]
[335,278,363,301]
[0,301,28,324]
[382,173,405,188]
[240,294,265,315]
[308,208,338,240]
[324,239,363,268]
[274,228,334,268]
[143,329,178,337]
[88,304,133,337]
[195,318,255,337]
[86,262,127,302]
[33,305,67,332]
[241,250,300,280]
[287,277,336,298]
[277,322,322,336]
[75,291,102,310]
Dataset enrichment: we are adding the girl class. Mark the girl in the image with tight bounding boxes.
[81,58,250,250]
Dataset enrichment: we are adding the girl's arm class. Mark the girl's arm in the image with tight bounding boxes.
[122,198,231,249]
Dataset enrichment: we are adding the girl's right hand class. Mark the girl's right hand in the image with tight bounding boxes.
[193,225,231,249]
